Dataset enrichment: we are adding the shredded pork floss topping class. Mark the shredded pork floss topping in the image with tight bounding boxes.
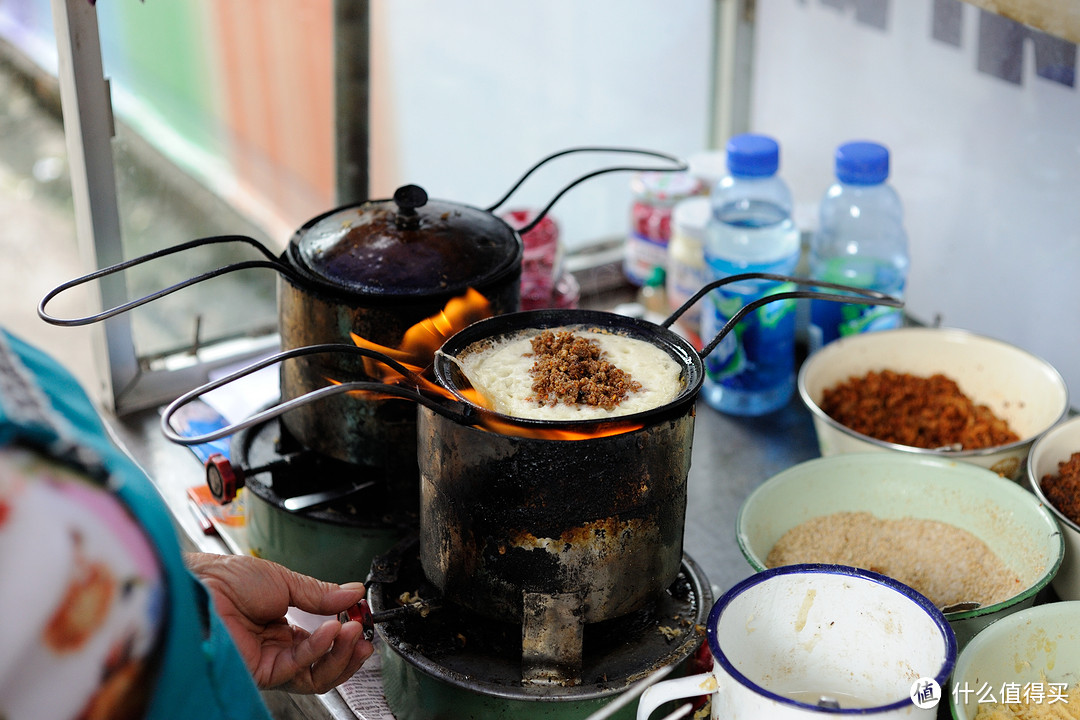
[456,326,682,421]
[527,330,642,410]
[820,370,1020,450]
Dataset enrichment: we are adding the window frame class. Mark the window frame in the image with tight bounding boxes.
[50,0,288,414]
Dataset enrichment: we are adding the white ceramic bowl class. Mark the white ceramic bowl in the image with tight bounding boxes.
[1027,414,1080,601]
[798,327,1070,480]
[737,453,1064,650]
[950,601,1080,720]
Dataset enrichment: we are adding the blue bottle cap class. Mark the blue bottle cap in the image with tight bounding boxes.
[725,133,780,178]
[835,141,890,185]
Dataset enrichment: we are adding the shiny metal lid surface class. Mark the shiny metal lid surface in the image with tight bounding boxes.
[293,185,522,296]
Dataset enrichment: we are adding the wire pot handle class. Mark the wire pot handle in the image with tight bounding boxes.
[159,343,476,447]
[660,273,904,360]
[37,235,302,327]
[486,146,688,235]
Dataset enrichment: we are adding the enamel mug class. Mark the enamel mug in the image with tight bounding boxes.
[637,564,956,719]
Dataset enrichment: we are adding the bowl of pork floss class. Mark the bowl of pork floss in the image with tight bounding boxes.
[1028,414,1080,602]
[949,601,1080,720]
[798,327,1070,480]
[736,453,1063,650]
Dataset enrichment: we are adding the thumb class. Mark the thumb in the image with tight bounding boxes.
[279,567,367,616]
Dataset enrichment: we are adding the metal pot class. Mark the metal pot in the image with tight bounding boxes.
[417,399,693,625]
[415,307,698,633]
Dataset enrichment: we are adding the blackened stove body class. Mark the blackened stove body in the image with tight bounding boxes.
[366,537,713,720]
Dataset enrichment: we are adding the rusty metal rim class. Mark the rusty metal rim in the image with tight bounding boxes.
[432,308,705,432]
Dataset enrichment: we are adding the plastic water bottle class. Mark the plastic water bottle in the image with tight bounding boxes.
[700,133,801,416]
[808,141,909,352]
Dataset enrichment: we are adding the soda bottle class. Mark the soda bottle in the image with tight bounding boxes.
[700,133,801,416]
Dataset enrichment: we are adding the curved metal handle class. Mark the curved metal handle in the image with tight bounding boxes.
[660,273,903,360]
[159,343,476,446]
[486,146,688,235]
[37,235,299,327]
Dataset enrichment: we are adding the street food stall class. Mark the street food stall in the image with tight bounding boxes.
[3,1,1079,719]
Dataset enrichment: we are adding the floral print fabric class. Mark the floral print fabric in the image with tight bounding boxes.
[0,444,165,720]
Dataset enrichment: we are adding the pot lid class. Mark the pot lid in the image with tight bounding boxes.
[292,185,522,296]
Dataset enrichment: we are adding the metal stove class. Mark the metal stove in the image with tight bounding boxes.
[365,536,712,720]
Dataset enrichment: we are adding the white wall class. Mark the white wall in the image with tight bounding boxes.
[751,0,1080,404]
[369,0,714,252]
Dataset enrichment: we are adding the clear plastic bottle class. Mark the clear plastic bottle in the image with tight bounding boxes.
[700,133,801,416]
[808,141,909,352]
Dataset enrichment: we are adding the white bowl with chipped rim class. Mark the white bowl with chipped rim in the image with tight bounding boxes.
[950,601,1080,720]
[798,327,1070,481]
[736,453,1064,651]
[1027,414,1080,602]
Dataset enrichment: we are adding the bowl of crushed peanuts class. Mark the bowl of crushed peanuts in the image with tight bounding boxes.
[950,601,1080,720]
[1028,414,1080,602]
[798,327,1070,480]
[736,453,1064,650]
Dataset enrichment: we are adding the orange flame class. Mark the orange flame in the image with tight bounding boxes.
[452,386,643,439]
[334,287,645,440]
[473,415,645,440]
[349,287,492,386]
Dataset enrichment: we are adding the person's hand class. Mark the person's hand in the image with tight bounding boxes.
[183,552,373,693]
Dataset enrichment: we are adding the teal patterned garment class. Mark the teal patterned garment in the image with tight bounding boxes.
[0,330,272,720]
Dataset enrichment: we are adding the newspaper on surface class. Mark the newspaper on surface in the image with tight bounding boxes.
[334,643,395,720]
[284,611,394,719]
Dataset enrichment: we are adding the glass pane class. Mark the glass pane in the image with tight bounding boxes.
[95,0,337,359]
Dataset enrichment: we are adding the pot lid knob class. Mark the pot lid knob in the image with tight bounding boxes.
[393,184,428,229]
[393,184,428,213]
